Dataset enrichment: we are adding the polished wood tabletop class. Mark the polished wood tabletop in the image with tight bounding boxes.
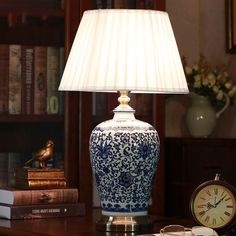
[0,208,193,236]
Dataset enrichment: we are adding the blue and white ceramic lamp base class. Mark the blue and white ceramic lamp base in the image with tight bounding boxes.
[90,108,160,232]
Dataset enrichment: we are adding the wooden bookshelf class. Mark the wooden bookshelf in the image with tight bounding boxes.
[0,0,65,187]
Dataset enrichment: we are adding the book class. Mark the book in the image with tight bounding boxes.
[113,0,125,8]
[14,178,67,190]
[124,0,136,8]
[21,45,34,115]
[47,46,60,114]
[9,44,22,114]
[0,202,85,219]
[14,167,67,189]
[34,46,47,115]
[58,47,64,115]
[136,0,145,8]
[15,167,65,179]
[0,188,78,205]
[0,44,9,114]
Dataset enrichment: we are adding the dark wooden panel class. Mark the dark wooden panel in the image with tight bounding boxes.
[165,138,236,218]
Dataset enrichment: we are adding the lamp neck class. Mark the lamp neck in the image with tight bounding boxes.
[114,91,134,112]
[113,91,135,120]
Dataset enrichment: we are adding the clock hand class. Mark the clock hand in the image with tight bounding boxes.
[214,195,226,207]
[204,202,215,212]
[207,202,214,209]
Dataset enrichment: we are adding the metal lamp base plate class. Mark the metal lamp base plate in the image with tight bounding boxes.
[96,215,153,233]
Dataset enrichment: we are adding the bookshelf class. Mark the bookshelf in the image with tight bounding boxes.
[0,1,65,175]
[0,0,166,217]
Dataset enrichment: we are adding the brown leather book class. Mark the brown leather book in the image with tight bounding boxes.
[0,44,9,114]
[14,178,67,190]
[0,187,78,205]
[15,167,65,179]
[34,46,47,115]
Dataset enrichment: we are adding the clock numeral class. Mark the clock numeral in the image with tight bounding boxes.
[227,205,233,208]
[220,217,225,222]
[221,191,226,197]
[212,218,216,225]
[204,216,209,223]
[225,197,231,202]
[214,188,218,195]
[206,190,211,196]
[200,197,206,201]
[199,211,206,217]
[224,211,231,217]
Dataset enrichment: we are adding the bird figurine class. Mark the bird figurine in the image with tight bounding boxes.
[24,140,55,169]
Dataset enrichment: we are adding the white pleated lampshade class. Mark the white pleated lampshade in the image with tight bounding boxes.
[59,9,188,94]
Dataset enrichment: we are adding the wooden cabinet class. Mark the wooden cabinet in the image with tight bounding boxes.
[165,138,236,218]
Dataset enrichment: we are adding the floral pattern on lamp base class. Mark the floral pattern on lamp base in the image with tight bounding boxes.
[89,111,160,216]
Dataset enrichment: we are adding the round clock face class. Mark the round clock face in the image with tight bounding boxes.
[191,182,236,229]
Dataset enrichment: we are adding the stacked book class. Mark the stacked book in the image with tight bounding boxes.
[14,167,67,189]
[0,187,85,219]
[0,168,85,219]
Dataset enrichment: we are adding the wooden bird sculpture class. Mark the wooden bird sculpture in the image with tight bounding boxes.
[24,140,54,168]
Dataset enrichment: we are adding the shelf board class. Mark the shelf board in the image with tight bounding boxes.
[0,9,64,18]
[0,114,64,123]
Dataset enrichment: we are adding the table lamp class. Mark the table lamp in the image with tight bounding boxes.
[59,9,188,233]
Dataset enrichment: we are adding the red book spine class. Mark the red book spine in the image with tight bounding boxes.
[22,45,34,114]
[0,44,9,114]
[0,188,79,205]
[34,46,47,115]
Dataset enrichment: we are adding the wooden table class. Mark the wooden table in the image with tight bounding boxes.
[0,209,193,236]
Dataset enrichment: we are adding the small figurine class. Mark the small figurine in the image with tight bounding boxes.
[24,140,54,169]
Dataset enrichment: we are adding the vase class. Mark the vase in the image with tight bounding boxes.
[185,93,229,138]
[89,108,160,232]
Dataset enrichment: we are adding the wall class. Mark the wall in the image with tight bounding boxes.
[165,0,236,138]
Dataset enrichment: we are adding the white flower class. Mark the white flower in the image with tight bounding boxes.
[213,85,219,93]
[228,86,236,97]
[194,74,201,81]
[202,78,209,87]
[207,73,216,87]
[193,80,201,88]
[193,64,199,71]
[216,90,224,100]
[225,82,232,89]
[184,56,236,108]
[185,66,192,75]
